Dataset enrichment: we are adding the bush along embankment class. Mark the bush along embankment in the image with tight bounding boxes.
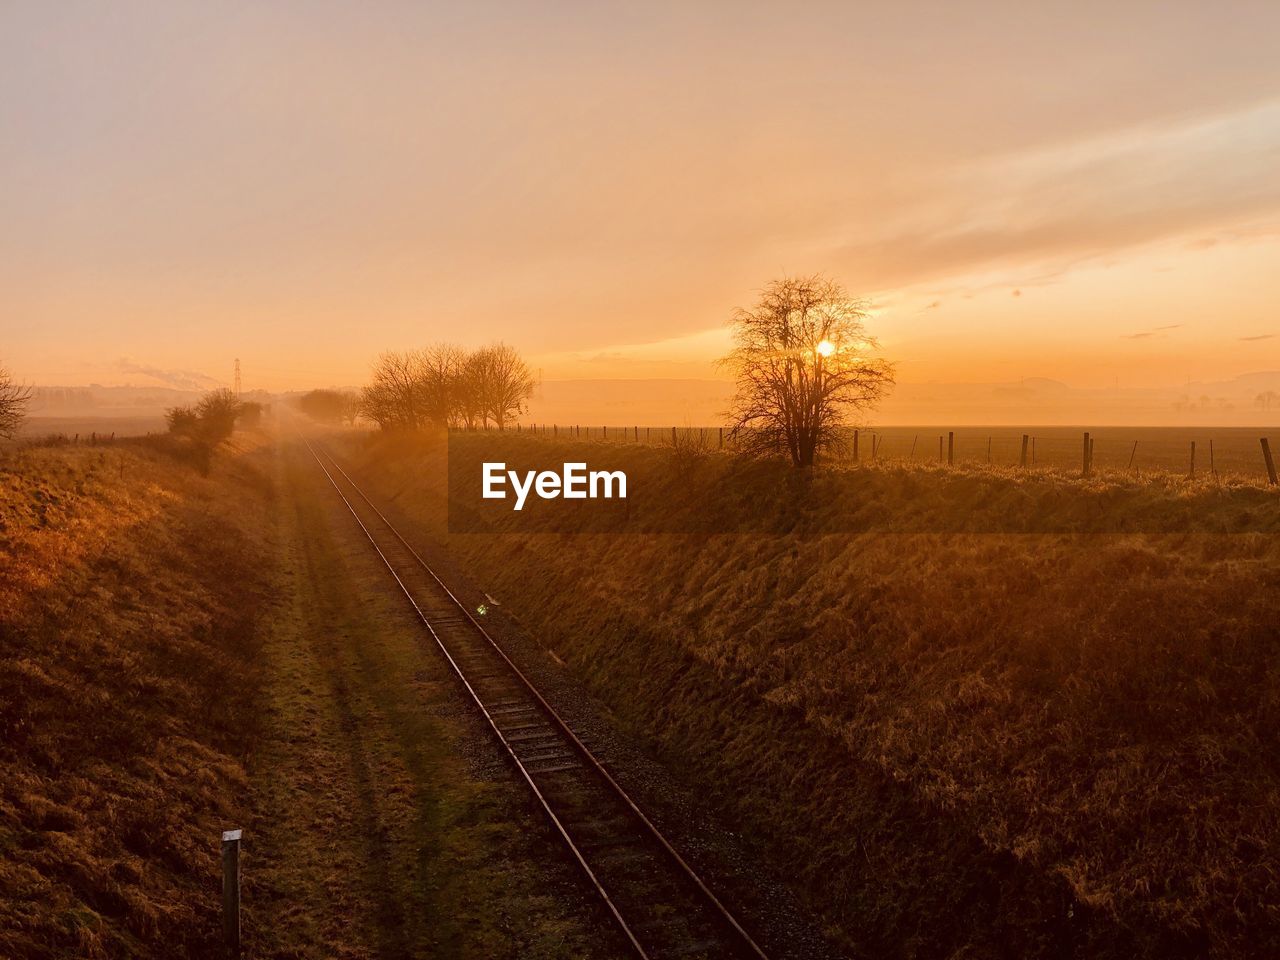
[0,434,275,959]
[349,430,1280,959]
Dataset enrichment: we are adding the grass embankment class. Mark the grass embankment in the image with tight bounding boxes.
[349,430,1280,959]
[0,431,624,960]
[0,435,274,958]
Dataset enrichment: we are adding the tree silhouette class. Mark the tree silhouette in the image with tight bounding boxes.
[0,365,33,440]
[722,276,894,467]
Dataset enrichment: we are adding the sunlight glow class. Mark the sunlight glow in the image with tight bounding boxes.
[816,340,836,357]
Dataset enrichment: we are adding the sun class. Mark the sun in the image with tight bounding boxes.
[816,339,836,357]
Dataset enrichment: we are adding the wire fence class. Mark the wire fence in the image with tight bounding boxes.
[482,423,1280,484]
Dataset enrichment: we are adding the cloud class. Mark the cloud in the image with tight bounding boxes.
[1239,334,1275,341]
[116,358,220,390]
[1123,323,1182,340]
[834,99,1280,293]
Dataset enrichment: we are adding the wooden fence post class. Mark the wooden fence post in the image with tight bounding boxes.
[1262,438,1278,485]
[671,426,677,445]
[1128,440,1138,470]
[222,829,242,958]
[1189,441,1196,478]
[986,436,991,464]
[910,434,918,460]
[947,431,954,466]
[938,435,943,462]
[1210,439,1217,480]
[1020,434,1029,467]
[853,429,859,463]
[1082,432,1091,477]
[718,427,723,448]
[634,425,638,441]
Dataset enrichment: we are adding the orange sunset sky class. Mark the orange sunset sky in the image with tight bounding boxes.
[3,1,1280,417]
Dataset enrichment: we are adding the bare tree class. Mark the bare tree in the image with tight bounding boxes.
[721,275,894,467]
[361,351,425,430]
[340,393,361,426]
[238,401,265,427]
[298,388,351,424]
[410,344,465,427]
[473,343,535,429]
[0,365,33,439]
[196,389,241,443]
[456,349,488,429]
[165,388,241,472]
[166,405,200,435]
[359,343,535,432]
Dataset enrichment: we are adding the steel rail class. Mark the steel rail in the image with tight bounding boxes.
[303,436,771,960]
[302,436,651,957]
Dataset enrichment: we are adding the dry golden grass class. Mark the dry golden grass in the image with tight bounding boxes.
[0,435,274,958]
[351,430,1280,958]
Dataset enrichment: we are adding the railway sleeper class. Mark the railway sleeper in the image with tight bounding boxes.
[488,704,540,717]
[656,937,727,959]
[525,760,582,775]
[486,697,532,709]
[505,729,560,744]
[517,747,576,764]
[499,721,547,734]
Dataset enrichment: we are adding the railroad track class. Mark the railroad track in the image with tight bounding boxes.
[304,438,771,960]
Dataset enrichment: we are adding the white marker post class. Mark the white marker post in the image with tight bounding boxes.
[222,829,242,957]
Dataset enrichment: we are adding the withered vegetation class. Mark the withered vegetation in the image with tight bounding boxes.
[0,434,274,958]
[353,429,1280,959]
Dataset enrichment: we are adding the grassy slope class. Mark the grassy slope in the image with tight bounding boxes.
[349,431,1280,959]
[0,435,274,958]
[0,431,629,960]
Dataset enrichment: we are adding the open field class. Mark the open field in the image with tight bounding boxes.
[14,415,168,441]
[505,424,1280,482]
[345,428,1280,959]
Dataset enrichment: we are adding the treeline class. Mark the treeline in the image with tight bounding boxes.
[362,343,534,431]
[296,389,359,425]
[298,344,535,431]
[165,388,262,471]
